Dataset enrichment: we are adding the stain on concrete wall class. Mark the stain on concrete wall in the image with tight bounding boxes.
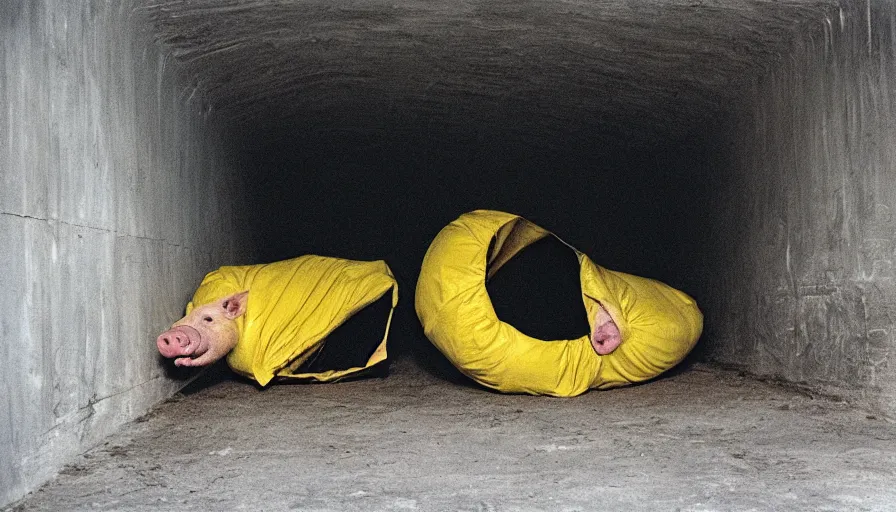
[703,1,896,416]
[0,2,254,505]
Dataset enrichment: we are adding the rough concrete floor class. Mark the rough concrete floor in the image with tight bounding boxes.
[7,361,896,512]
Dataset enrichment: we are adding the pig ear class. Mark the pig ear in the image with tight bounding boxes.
[221,291,249,319]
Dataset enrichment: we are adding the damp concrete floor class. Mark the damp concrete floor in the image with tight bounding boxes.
[7,360,896,512]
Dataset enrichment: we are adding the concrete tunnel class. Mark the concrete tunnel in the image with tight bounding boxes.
[3,0,896,508]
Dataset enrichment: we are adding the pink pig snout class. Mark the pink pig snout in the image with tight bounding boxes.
[157,325,203,358]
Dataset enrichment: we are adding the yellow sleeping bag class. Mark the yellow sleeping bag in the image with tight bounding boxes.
[187,255,398,386]
[415,210,703,396]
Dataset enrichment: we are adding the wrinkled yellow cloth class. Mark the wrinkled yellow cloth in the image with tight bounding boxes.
[187,255,398,386]
[415,210,703,396]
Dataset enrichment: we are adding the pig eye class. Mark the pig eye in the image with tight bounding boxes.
[204,316,213,323]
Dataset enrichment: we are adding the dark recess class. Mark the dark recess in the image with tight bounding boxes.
[239,123,711,367]
[487,234,591,341]
[299,292,393,374]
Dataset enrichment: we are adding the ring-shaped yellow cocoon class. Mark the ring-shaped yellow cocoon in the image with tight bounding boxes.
[415,210,703,396]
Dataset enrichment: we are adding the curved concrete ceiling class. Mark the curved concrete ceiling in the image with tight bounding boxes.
[143,0,837,146]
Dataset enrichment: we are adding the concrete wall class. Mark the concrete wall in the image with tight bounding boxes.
[702,1,896,415]
[4,0,896,506]
[0,2,253,505]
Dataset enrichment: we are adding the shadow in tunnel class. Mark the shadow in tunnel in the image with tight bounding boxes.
[178,359,234,395]
[235,120,714,375]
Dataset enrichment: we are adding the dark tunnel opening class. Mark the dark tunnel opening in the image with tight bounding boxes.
[237,122,716,363]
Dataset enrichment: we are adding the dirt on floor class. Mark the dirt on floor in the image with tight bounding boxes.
[7,360,896,512]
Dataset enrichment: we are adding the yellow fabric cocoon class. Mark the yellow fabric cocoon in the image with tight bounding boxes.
[187,255,398,386]
[415,210,703,397]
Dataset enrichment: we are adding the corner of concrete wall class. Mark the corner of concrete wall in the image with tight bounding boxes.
[0,2,254,506]
[702,1,896,416]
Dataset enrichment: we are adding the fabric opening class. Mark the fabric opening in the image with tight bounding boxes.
[298,292,393,373]
[486,234,591,341]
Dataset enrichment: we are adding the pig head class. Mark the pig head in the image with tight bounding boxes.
[156,291,248,367]
[591,304,622,355]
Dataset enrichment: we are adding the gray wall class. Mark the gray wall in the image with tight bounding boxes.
[4,0,896,506]
[0,2,253,505]
[702,1,896,415]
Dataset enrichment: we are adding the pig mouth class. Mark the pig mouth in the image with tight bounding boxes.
[156,325,208,359]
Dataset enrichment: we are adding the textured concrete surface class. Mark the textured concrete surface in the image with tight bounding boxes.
[143,0,836,146]
[5,0,896,507]
[0,2,254,506]
[700,1,896,416]
[7,362,896,511]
